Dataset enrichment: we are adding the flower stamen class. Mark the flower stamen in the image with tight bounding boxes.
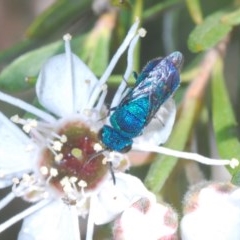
[0,199,52,233]
[11,115,38,133]
[45,168,59,184]
[60,176,80,201]
[11,174,48,202]
[95,84,108,111]
[86,19,140,110]
[40,166,49,175]
[48,139,63,151]
[0,192,15,210]
[111,27,146,108]
[0,92,56,123]
[51,132,67,143]
[78,180,88,196]
[133,143,240,168]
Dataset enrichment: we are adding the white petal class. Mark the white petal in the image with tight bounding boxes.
[134,98,176,145]
[91,173,155,225]
[181,207,240,240]
[0,112,34,188]
[230,188,240,203]
[36,53,98,117]
[18,200,80,240]
[116,201,176,240]
[181,186,240,240]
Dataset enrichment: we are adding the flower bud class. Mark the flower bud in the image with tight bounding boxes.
[113,197,178,240]
[181,182,240,240]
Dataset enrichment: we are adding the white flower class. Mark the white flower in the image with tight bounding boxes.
[0,16,238,240]
[87,172,159,239]
[91,172,156,225]
[181,182,240,240]
[0,20,150,240]
[112,193,178,240]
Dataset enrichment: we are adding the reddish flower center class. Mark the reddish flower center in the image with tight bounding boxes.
[38,121,108,195]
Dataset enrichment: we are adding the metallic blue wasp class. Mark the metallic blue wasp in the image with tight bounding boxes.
[99,51,183,153]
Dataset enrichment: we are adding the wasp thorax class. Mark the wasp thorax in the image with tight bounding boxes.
[37,121,108,199]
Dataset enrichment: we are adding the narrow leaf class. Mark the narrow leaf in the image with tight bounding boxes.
[0,35,86,92]
[81,13,115,76]
[143,0,181,20]
[0,41,63,92]
[221,7,240,26]
[185,0,203,24]
[144,100,198,193]
[188,10,232,52]
[0,39,37,64]
[211,57,240,181]
[26,0,91,39]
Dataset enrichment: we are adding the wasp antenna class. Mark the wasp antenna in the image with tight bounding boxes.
[87,150,116,184]
[108,162,116,185]
[87,149,106,163]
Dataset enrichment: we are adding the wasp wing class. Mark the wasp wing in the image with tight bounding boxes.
[118,57,163,105]
[119,58,180,125]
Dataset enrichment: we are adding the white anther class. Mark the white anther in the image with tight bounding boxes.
[10,115,20,123]
[70,176,78,183]
[138,28,147,37]
[78,180,87,188]
[50,168,58,177]
[12,178,20,184]
[230,158,239,169]
[22,174,31,182]
[51,132,67,143]
[40,166,49,175]
[23,119,38,133]
[63,185,72,193]
[94,143,103,152]
[102,157,108,165]
[51,140,63,151]
[55,153,63,162]
[60,135,67,143]
[63,33,72,41]
[60,177,70,186]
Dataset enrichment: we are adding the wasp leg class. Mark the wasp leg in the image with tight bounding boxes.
[108,162,116,185]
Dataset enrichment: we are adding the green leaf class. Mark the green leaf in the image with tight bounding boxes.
[110,0,132,9]
[143,0,181,20]
[0,35,86,92]
[144,100,199,193]
[188,10,232,52]
[185,0,203,24]
[0,41,64,92]
[221,7,240,26]
[180,53,204,83]
[0,39,37,64]
[211,57,240,182]
[80,14,114,76]
[26,0,91,39]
